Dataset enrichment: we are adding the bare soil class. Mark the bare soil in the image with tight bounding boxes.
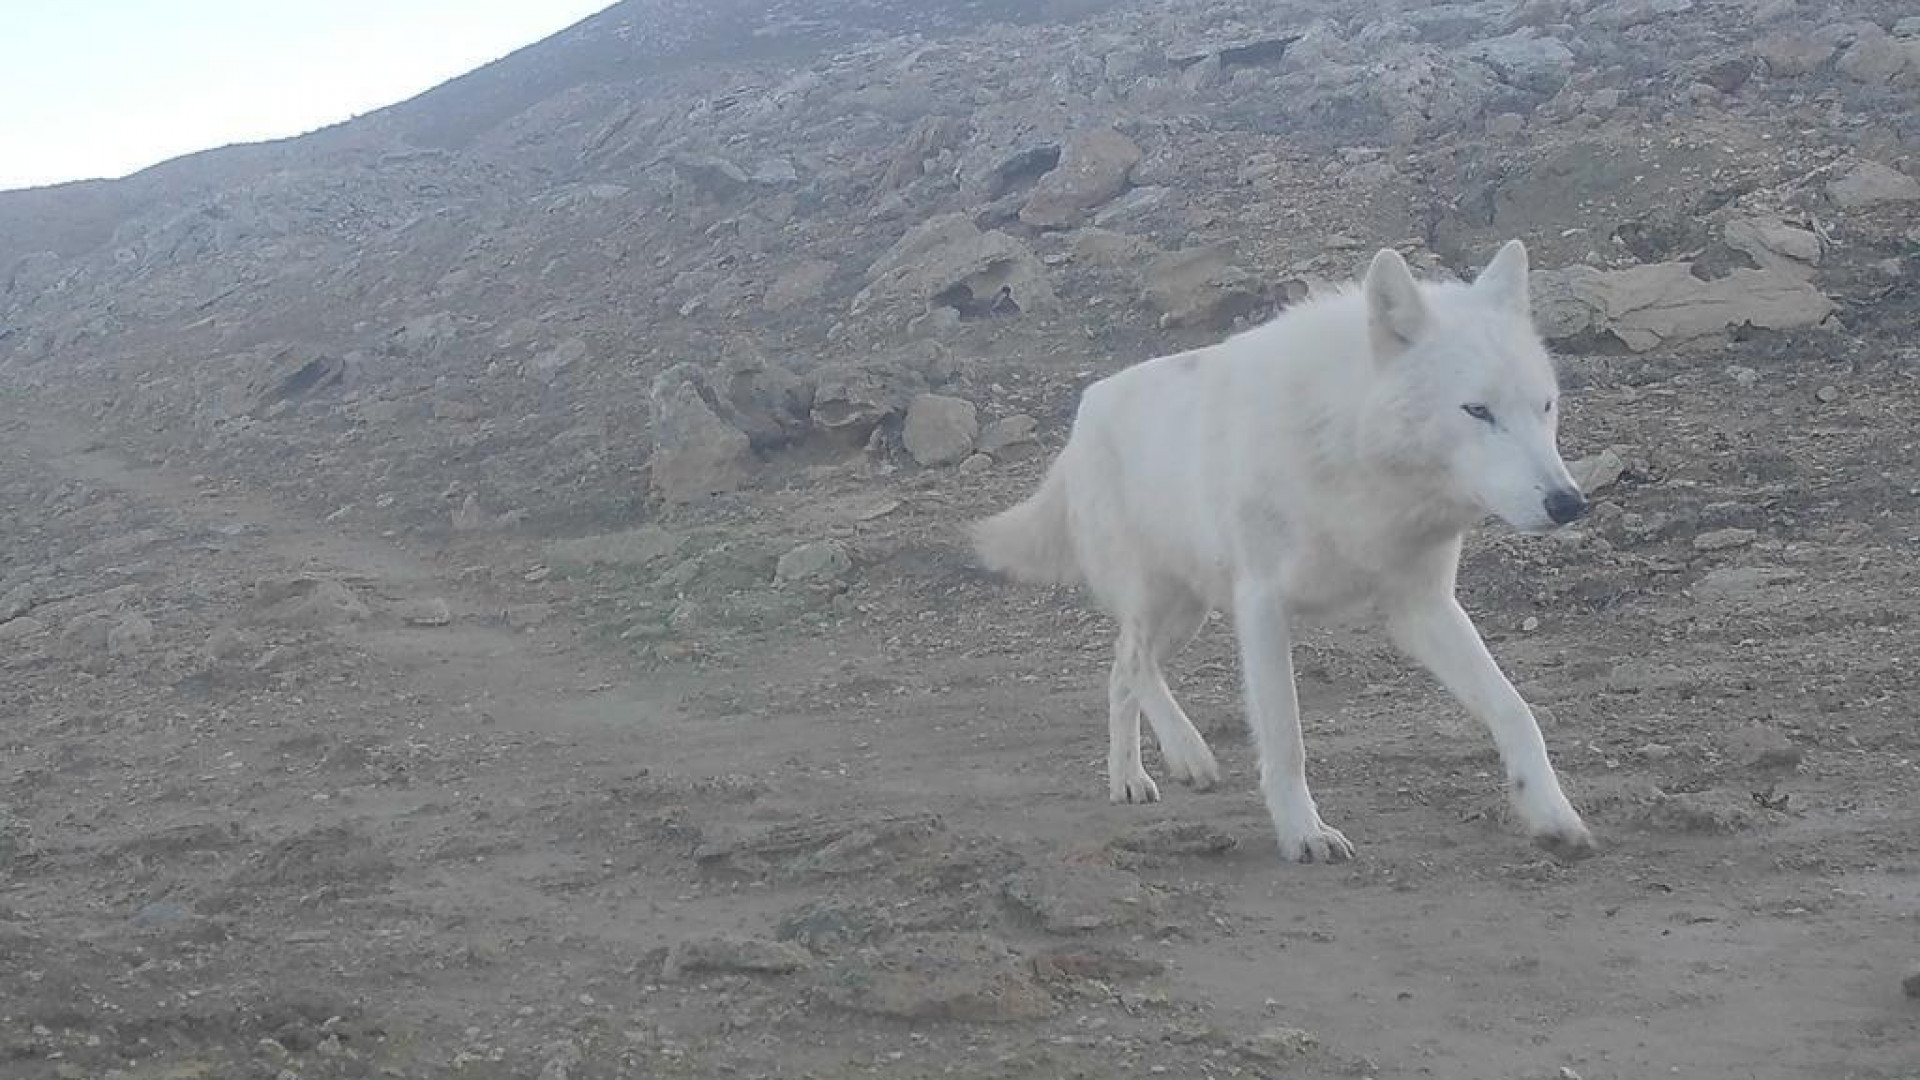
[4,315,1919,1079]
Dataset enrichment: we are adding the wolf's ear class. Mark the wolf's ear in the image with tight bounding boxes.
[1473,238,1530,316]
[1364,247,1426,360]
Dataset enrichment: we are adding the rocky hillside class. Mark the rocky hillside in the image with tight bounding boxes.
[3,0,1915,546]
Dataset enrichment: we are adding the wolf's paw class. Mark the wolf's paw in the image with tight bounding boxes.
[1110,769,1161,805]
[1275,818,1354,864]
[1531,821,1598,861]
[1161,734,1220,791]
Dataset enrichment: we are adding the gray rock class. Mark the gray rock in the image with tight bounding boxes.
[1461,32,1574,94]
[661,934,812,979]
[1092,185,1175,228]
[649,363,756,503]
[1751,31,1837,77]
[977,414,1040,459]
[1143,244,1269,331]
[764,259,838,312]
[1569,448,1626,494]
[545,527,683,569]
[775,540,852,590]
[504,603,553,629]
[106,614,155,656]
[1019,128,1143,229]
[402,598,454,627]
[856,214,1057,320]
[1827,161,1920,210]
[1723,218,1823,272]
[1241,1025,1321,1062]
[902,393,980,467]
[526,337,587,383]
[450,493,489,532]
[254,576,370,627]
[1693,528,1757,552]
[1836,25,1914,84]
[1590,0,1693,30]
[1531,263,1832,351]
[1110,819,1237,857]
[0,582,35,621]
[809,361,921,446]
[537,1042,584,1080]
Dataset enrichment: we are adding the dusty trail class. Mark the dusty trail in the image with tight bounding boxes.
[4,396,1915,1080]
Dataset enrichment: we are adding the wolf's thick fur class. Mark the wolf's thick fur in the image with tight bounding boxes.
[974,240,1595,862]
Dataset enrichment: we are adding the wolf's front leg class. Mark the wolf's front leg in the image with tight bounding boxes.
[1232,581,1354,863]
[1388,592,1595,858]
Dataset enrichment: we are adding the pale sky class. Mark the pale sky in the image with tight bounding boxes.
[0,0,616,191]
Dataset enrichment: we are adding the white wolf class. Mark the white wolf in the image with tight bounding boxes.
[973,240,1595,862]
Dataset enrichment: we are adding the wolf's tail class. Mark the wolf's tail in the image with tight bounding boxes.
[971,459,1079,586]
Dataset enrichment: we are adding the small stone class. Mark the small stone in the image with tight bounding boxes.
[1486,112,1526,138]
[130,901,193,928]
[1569,448,1626,493]
[902,393,980,467]
[504,603,552,629]
[0,616,45,642]
[1815,384,1841,403]
[106,614,155,656]
[1558,1069,1585,1080]
[958,453,994,474]
[1521,616,1541,632]
[661,935,812,979]
[451,492,488,532]
[775,540,852,590]
[1693,528,1757,552]
[1110,820,1237,857]
[0,582,34,621]
[977,414,1039,457]
[403,598,454,627]
[537,1042,583,1080]
[1751,31,1835,77]
[1242,1025,1320,1061]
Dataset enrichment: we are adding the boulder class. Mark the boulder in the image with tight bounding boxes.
[649,363,756,503]
[1530,263,1833,351]
[1018,128,1143,229]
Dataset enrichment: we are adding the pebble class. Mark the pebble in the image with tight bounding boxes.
[403,597,454,626]
[1815,384,1841,403]
[1693,528,1757,552]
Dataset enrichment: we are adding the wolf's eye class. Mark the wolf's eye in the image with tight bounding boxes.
[1461,403,1495,423]
[1544,399,1555,414]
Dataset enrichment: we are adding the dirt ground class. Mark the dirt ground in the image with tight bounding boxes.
[4,311,1919,1080]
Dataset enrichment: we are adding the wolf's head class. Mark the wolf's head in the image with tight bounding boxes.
[1361,239,1585,535]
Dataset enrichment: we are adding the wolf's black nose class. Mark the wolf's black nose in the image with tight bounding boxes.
[1545,487,1588,525]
